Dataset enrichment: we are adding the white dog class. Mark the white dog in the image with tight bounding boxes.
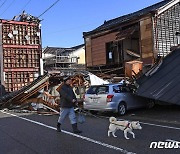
[108,117,142,139]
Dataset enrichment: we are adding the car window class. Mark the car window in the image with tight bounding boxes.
[86,86,97,94]
[113,85,121,93]
[86,86,109,94]
[113,85,130,93]
[96,86,109,94]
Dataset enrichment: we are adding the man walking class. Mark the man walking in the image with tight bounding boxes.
[56,76,82,134]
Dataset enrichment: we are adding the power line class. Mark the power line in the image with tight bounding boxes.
[0,0,16,16]
[19,0,31,13]
[38,0,61,18]
[0,0,7,10]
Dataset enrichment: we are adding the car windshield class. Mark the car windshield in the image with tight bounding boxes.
[86,86,109,94]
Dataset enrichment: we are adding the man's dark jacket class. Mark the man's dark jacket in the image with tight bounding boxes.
[0,84,6,97]
[59,83,76,108]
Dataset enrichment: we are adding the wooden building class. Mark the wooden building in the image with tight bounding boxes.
[43,44,85,74]
[83,0,180,74]
[0,17,42,92]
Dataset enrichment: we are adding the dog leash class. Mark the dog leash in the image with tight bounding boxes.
[74,108,136,129]
[74,108,108,119]
[75,109,136,131]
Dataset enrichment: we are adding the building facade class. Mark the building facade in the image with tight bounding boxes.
[83,0,180,74]
[43,44,85,74]
[0,19,42,92]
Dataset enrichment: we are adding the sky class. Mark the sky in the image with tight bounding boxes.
[0,0,163,48]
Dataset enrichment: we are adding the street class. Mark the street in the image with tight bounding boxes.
[0,105,180,154]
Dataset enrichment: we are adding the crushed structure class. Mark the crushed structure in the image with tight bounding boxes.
[136,47,180,105]
[0,71,109,113]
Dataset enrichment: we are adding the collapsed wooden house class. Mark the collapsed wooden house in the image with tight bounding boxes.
[0,72,103,112]
[83,0,180,75]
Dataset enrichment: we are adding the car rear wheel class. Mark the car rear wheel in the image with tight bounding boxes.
[118,103,126,115]
[147,100,155,109]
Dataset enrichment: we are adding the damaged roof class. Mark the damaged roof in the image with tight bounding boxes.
[83,0,172,36]
[43,47,75,55]
[0,74,50,109]
[136,48,180,105]
[43,44,84,55]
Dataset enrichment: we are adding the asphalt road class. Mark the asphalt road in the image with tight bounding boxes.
[0,105,180,154]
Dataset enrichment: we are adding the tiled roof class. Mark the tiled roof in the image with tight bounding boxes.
[43,44,84,54]
[83,0,172,36]
[71,44,84,50]
[43,47,74,54]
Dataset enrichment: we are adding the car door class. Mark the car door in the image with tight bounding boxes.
[114,85,136,109]
[129,92,147,108]
[121,86,145,109]
[112,84,146,110]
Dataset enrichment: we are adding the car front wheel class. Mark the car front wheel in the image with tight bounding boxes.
[118,103,126,115]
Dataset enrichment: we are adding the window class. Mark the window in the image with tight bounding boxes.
[106,42,114,63]
[113,85,130,93]
[113,85,121,93]
[87,86,109,94]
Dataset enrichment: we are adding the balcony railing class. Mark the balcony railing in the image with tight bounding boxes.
[45,56,78,64]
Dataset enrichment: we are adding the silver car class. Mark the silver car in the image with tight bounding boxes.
[83,83,150,115]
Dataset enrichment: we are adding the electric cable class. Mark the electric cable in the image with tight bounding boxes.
[0,0,7,10]
[19,0,31,13]
[38,0,61,18]
[0,0,16,16]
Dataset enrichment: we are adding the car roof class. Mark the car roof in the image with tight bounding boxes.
[90,83,123,87]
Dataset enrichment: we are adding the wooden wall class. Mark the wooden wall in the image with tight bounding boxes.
[85,37,92,67]
[85,32,117,67]
[140,17,154,64]
[85,17,156,67]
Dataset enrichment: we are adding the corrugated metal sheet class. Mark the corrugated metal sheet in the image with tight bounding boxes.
[136,48,180,105]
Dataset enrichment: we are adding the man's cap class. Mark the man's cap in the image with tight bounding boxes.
[63,76,71,82]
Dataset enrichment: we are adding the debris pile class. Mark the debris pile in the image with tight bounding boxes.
[13,11,41,23]
[0,72,110,114]
[0,74,56,111]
